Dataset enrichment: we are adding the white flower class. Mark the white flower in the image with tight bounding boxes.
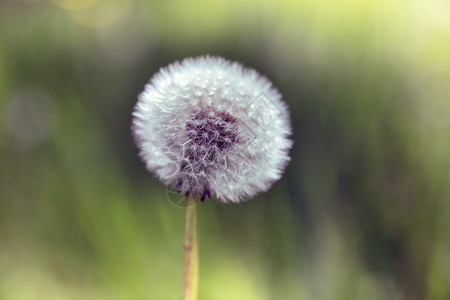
[132,56,292,203]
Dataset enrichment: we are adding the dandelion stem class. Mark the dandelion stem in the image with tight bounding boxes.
[183,196,198,300]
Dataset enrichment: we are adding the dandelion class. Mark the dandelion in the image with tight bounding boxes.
[133,56,292,203]
[132,56,292,299]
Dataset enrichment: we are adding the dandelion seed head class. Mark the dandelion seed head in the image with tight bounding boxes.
[132,56,292,203]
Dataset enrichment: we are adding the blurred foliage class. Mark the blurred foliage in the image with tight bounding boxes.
[1,0,449,299]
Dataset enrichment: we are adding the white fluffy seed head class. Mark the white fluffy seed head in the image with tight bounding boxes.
[132,56,292,203]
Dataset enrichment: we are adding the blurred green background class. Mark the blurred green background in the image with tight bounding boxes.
[1,0,449,299]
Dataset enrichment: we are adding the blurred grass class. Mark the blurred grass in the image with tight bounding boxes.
[1,0,449,299]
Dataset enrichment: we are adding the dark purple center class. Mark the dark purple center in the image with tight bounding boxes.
[185,110,239,151]
[178,109,240,200]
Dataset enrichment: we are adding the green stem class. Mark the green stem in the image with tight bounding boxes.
[183,196,198,300]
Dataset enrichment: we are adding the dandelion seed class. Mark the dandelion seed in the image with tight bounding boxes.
[132,56,292,203]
